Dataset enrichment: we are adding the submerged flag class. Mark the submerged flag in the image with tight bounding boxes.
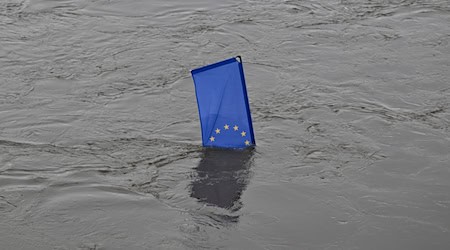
[191,56,255,148]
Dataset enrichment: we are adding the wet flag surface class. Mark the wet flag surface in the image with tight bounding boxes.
[191,56,255,148]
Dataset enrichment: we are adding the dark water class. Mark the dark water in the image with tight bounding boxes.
[1,0,449,249]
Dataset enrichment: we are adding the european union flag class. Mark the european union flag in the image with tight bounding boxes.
[191,56,255,149]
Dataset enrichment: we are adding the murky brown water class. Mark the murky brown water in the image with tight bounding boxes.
[1,0,449,249]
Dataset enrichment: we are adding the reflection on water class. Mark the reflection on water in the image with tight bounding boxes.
[190,148,254,212]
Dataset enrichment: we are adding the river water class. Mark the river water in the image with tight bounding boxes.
[1,0,449,249]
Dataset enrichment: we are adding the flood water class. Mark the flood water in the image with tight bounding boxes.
[1,0,449,249]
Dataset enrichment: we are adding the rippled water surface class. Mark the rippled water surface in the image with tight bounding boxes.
[1,0,449,249]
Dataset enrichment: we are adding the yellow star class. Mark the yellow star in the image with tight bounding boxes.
[224,124,229,130]
[241,131,246,137]
[245,140,250,146]
[233,125,239,131]
[209,136,215,142]
[215,128,220,134]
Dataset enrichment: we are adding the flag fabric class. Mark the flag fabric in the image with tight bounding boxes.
[191,56,255,149]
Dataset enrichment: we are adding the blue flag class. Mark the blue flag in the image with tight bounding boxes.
[191,56,255,148]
